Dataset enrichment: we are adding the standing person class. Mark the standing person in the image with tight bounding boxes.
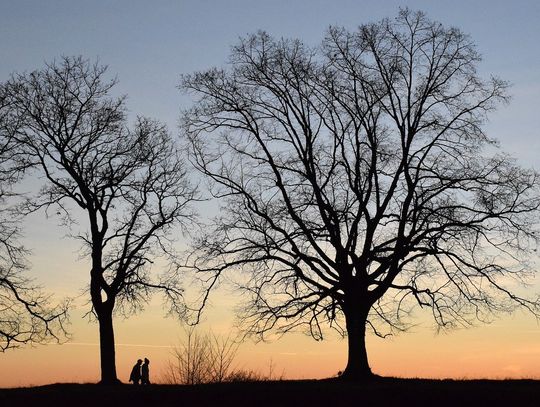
[141,358,150,385]
[129,359,142,385]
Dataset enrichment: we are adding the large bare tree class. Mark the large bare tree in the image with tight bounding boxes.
[2,57,198,383]
[181,10,540,380]
[0,90,68,351]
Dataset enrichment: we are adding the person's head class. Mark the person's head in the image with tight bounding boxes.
[144,358,150,365]
[137,359,142,365]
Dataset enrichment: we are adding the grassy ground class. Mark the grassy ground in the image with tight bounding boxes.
[1,378,539,406]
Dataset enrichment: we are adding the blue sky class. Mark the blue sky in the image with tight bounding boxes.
[1,0,539,164]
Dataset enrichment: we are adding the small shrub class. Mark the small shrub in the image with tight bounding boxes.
[162,327,239,385]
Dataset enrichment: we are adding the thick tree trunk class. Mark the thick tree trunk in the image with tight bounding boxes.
[90,236,120,385]
[341,307,373,381]
[97,307,120,384]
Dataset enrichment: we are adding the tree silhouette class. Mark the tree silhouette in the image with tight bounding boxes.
[0,223,69,352]
[181,10,540,380]
[2,57,198,383]
[0,91,68,351]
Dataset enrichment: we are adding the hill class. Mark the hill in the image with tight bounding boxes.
[1,378,539,406]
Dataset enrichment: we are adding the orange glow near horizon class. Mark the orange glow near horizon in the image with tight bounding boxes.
[3,217,538,387]
[2,298,540,388]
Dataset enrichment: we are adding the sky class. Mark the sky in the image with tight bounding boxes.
[1,0,540,387]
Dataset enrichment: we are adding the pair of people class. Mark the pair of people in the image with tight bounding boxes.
[129,358,150,385]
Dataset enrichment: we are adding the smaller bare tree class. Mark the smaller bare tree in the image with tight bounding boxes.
[0,251,69,352]
[2,57,198,383]
[0,89,69,351]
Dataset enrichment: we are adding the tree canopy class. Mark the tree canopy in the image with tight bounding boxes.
[0,86,68,351]
[181,9,540,379]
[2,57,198,382]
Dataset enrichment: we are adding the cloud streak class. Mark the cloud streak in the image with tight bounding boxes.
[62,342,173,349]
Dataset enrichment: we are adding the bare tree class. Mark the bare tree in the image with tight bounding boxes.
[2,57,198,383]
[0,89,69,351]
[180,9,540,381]
[0,236,69,352]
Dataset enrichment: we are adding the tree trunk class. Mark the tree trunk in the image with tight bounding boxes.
[90,236,120,385]
[97,307,120,384]
[341,307,373,381]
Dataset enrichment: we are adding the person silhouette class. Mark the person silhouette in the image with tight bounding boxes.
[141,358,150,385]
[129,359,142,385]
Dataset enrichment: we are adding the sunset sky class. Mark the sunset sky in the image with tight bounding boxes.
[1,0,540,387]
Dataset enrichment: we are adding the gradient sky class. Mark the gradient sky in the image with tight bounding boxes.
[1,0,540,387]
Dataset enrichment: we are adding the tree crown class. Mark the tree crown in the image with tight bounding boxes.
[181,10,540,339]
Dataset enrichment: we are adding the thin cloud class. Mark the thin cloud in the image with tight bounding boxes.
[62,342,173,349]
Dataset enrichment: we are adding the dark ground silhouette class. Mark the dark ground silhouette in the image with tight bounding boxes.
[1,378,539,407]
